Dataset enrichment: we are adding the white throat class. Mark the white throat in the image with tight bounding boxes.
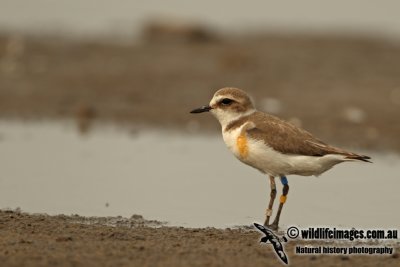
[211,108,256,131]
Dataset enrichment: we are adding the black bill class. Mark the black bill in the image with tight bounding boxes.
[190,105,212,113]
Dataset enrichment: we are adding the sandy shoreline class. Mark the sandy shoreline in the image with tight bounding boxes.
[0,210,398,267]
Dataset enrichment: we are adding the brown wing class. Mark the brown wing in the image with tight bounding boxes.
[246,112,370,160]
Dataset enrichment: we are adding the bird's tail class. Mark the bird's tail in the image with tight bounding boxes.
[344,154,372,163]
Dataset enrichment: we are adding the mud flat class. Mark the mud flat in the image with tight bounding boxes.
[0,210,398,267]
[0,33,400,151]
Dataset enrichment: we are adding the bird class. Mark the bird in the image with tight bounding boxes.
[190,87,371,230]
[253,223,288,264]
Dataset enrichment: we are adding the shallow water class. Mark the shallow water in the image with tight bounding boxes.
[0,120,399,229]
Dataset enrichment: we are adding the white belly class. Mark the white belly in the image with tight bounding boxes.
[222,128,345,177]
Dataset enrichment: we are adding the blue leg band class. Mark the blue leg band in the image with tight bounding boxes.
[280,176,288,185]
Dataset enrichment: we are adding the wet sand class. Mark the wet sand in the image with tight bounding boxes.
[1,210,398,267]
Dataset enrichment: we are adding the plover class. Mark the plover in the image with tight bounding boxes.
[190,87,371,229]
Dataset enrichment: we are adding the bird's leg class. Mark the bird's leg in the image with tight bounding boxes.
[269,176,289,230]
[264,176,277,226]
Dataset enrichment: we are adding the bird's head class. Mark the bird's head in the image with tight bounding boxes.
[190,87,256,128]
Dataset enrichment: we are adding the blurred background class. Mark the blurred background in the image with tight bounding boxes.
[0,0,399,228]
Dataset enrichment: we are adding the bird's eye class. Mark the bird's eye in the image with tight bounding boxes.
[220,98,233,105]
